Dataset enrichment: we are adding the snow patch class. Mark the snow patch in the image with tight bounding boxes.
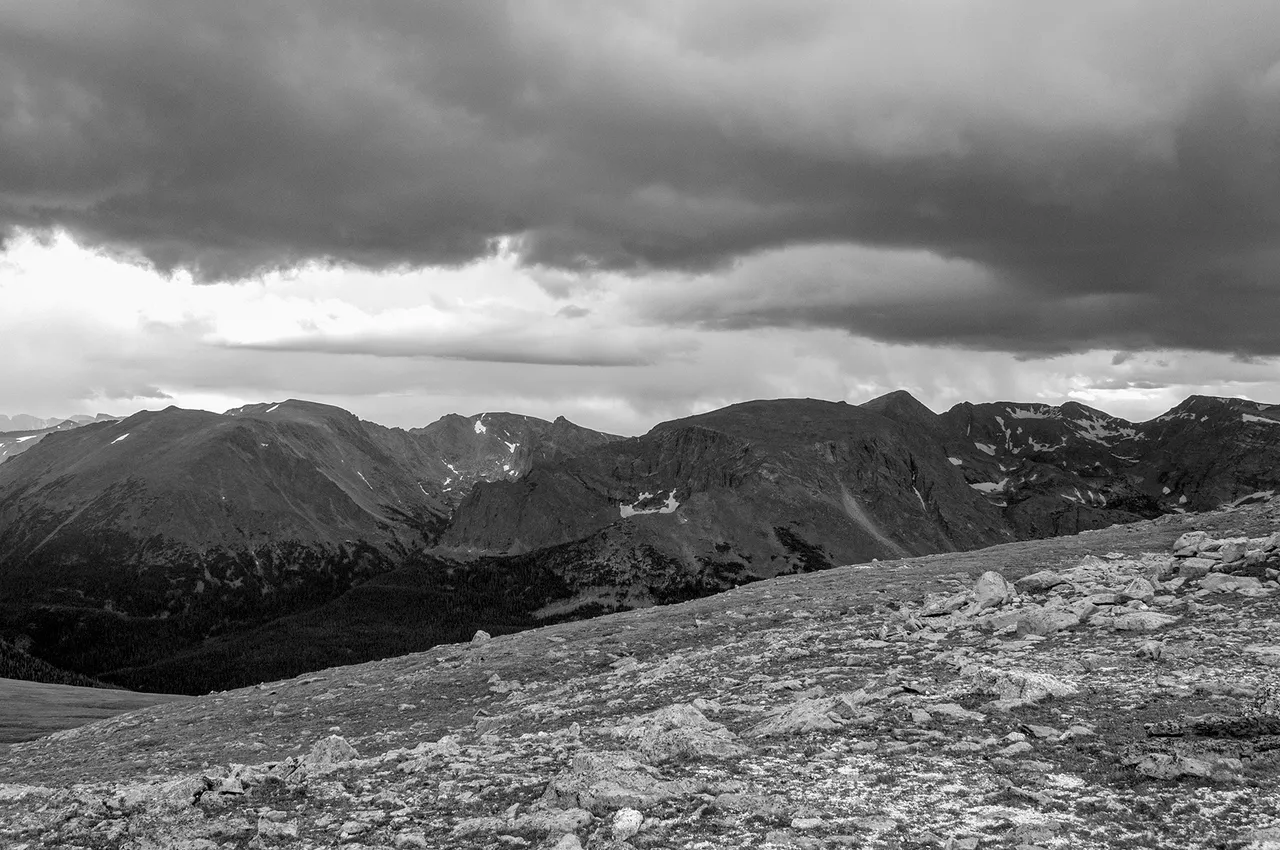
[356,471,373,490]
[1007,407,1050,419]
[504,440,518,453]
[968,479,1008,494]
[265,403,281,414]
[111,433,129,444]
[948,457,963,466]
[1179,494,1188,504]
[1161,486,1171,495]
[973,442,996,456]
[913,487,926,511]
[620,490,680,518]
[1071,416,1137,445]
[1243,414,1279,425]
[474,418,487,434]
[15,435,38,443]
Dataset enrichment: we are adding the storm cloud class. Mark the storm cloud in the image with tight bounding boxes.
[3,1,1280,357]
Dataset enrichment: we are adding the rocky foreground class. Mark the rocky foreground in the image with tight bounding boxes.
[2,503,1280,849]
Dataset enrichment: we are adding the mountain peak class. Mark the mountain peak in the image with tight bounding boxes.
[859,390,939,426]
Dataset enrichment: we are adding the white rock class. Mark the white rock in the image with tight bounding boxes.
[612,808,644,841]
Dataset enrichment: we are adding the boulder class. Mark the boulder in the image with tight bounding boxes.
[971,571,1013,611]
[1014,570,1069,593]
[511,807,594,838]
[542,752,702,814]
[1218,539,1250,565]
[1015,607,1081,637]
[1177,558,1216,579]
[612,808,644,841]
[1133,752,1243,782]
[959,664,1078,710]
[744,698,844,738]
[1172,531,1209,554]
[615,703,748,761]
[1120,577,1156,604]
[1199,574,1268,596]
[920,591,970,616]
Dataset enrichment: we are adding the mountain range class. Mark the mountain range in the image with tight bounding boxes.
[0,412,115,433]
[1,392,1277,694]
[0,414,117,464]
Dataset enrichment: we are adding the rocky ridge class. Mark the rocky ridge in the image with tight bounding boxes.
[2,501,1279,848]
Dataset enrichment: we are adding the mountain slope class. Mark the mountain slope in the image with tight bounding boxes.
[1133,395,1280,511]
[0,417,110,464]
[0,400,617,686]
[0,412,114,433]
[441,399,1014,603]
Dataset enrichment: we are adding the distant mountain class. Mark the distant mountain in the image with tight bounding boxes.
[0,416,115,464]
[932,395,1280,536]
[0,412,114,433]
[0,400,618,688]
[1,391,1277,694]
[441,392,1280,612]
[440,399,1011,599]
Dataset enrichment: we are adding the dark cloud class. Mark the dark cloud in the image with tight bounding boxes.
[3,1,1280,356]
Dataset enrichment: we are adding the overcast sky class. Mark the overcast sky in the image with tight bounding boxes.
[3,1,1279,435]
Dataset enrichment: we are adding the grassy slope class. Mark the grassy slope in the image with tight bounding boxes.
[0,678,187,743]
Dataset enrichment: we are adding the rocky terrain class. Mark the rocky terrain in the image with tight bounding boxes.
[2,500,1278,849]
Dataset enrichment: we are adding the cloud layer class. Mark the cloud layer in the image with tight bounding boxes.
[3,2,1280,368]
